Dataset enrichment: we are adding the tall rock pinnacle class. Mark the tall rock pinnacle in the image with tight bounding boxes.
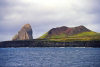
[12,24,33,40]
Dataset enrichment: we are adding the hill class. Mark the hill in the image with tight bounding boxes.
[39,25,100,42]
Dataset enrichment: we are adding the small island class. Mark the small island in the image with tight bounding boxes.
[0,24,100,48]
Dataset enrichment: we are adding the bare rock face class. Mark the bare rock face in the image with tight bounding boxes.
[12,24,33,40]
[48,25,91,36]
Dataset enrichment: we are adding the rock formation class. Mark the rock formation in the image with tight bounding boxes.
[12,24,33,40]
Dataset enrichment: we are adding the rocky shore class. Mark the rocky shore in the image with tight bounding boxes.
[0,40,100,48]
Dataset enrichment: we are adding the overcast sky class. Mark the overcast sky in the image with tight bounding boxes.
[0,0,100,41]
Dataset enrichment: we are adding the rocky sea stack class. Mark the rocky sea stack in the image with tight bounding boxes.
[12,24,33,40]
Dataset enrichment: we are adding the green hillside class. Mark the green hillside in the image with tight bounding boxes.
[39,31,100,42]
[39,32,48,39]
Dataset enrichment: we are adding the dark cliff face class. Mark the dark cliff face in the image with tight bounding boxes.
[12,24,33,40]
[48,25,91,36]
[0,40,100,48]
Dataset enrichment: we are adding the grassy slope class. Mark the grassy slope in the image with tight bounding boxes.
[70,32,99,37]
[39,31,100,42]
[39,32,48,39]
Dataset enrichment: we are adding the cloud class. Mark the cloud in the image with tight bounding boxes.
[0,0,100,41]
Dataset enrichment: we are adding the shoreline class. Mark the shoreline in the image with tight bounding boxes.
[0,40,100,48]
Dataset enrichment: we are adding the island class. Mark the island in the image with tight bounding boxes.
[0,24,100,48]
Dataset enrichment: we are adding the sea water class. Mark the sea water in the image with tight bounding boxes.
[0,47,100,67]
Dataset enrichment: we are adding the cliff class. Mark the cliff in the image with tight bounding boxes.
[0,40,100,48]
[12,24,33,40]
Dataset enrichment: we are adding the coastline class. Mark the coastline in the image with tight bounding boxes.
[0,39,100,48]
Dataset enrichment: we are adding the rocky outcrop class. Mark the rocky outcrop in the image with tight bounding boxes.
[48,25,91,36]
[12,24,33,40]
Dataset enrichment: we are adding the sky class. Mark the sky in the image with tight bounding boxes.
[0,0,100,41]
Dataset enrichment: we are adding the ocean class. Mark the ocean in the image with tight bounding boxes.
[0,47,100,67]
